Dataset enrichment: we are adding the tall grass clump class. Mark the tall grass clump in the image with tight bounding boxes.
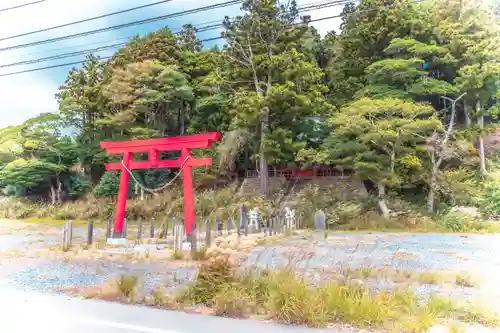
[178,257,498,332]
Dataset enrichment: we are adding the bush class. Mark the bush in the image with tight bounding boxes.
[265,270,328,326]
[93,171,121,197]
[214,284,255,318]
[115,274,139,299]
[481,169,500,217]
[64,173,91,199]
[183,255,234,305]
[330,201,364,225]
[439,211,474,232]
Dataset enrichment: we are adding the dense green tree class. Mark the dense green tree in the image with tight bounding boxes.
[300,98,439,217]
[56,54,108,183]
[177,24,203,52]
[109,28,181,68]
[102,60,194,137]
[0,114,81,203]
[325,0,426,106]
[221,0,332,195]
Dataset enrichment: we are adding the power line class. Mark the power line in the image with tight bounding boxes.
[0,12,346,78]
[0,0,243,53]
[0,56,112,77]
[0,0,177,42]
[0,0,352,68]
[200,13,349,43]
[0,0,425,78]
[0,0,342,60]
[0,0,46,13]
[0,43,126,69]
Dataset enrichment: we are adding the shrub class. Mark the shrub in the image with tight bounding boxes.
[439,211,474,232]
[191,247,208,261]
[481,168,500,217]
[214,284,255,318]
[265,270,328,326]
[183,255,234,304]
[115,274,139,299]
[93,171,127,197]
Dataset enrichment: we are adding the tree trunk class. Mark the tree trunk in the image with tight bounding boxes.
[376,182,390,219]
[427,187,435,213]
[179,103,185,135]
[56,177,62,204]
[427,172,436,213]
[49,181,56,205]
[464,103,472,126]
[259,107,269,197]
[477,100,486,176]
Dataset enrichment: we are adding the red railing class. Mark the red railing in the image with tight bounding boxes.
[246,168,346,178]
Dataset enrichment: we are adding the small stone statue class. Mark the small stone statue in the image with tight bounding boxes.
[249,207,260,231]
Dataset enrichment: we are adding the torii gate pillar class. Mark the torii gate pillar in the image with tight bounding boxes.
[100,132,220,239]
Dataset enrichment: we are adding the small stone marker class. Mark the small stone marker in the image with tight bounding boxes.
[173,224,185,252]
[284,206,296,234]
[249,207,260,232]
[314,210,326,230]
[240,205,249,236]
[87,221,94,245]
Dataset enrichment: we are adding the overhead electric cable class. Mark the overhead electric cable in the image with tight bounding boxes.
[0,0,46,13]
[0,0,424,77]
[0,0,352,68]
[0,57,112,77]
[0,0,243,52]
[0,0,178,42]
[0,13,344,77]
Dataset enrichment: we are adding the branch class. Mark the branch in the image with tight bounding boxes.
[231,36,252,63]
[435,92,467,168]
[224,52,251,69]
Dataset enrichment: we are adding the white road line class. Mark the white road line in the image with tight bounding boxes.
[75,317,181,333]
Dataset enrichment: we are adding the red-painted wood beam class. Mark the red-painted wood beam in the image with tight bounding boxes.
[103,140,214,154]
[100,132,221,153]
[104,157,213,170]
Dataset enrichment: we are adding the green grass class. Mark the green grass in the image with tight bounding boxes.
[455,273,477,288]
[191,247,209,261]
[345,267,444,285]
[23,217,88,225]
[255,235,286,246]
[170,250,184,260]
[175,256,498,332]
[81,274,139,302]
[115,274,139,299]
[334,211,500,234]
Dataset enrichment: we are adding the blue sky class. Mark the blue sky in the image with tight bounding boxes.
[0,0,344,128]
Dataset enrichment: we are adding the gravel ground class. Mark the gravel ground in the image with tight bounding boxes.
[1,221,499,318]
[247,231,500,311]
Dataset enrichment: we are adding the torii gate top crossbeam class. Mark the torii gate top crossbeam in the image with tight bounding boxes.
[100,132,221,171]
[100,132,221,154]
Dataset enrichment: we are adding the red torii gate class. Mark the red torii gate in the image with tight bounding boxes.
[100,132,221,238]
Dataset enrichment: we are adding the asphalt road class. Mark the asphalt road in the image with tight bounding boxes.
[0,289,335,333]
